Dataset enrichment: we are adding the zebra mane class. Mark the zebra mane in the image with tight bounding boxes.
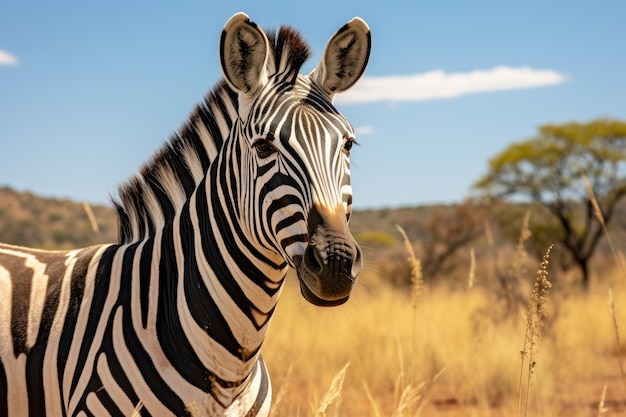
[113,26,312,244]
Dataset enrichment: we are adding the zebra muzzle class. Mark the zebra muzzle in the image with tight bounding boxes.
[294,205,362,307]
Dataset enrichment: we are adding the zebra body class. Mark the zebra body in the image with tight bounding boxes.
[0,12,370,416]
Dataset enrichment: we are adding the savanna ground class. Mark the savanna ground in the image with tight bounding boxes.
[262,249,626,417]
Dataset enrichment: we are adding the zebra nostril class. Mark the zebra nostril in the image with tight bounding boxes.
[303,246,323,275]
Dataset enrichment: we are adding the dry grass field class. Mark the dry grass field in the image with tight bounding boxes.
[2,188,625,416]
[263,261,626,417]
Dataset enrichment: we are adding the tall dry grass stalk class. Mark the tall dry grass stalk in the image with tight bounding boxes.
[396,224,424,363]
[362,382,383,417]
[131,403,143,417]
[513,211,531,282]
[597,383,608,417]
[391,375,442,417]
[468,246,476,289]
[363,341,444,417]
[608,290,626,399]
[483,218,498,275]
[314,362,350,417]
[518,244,553,417]
[395,225,423,308]
[82,201,100,234]
[581,168,626,398]
[580,169,626,276]
[395,335,406,395]
[391,332,444,417]
[269,364,293,417]
[484,218,495,248]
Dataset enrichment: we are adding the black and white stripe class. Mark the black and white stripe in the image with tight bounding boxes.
[0,12,370,416]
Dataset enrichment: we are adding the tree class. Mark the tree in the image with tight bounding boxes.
[475,118,626,289]
[420,198,487,280]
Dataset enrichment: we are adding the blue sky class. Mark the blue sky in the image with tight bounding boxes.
[1,1,625,209]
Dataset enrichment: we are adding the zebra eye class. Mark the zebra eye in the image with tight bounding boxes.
[343,138,356,153]
[253,139,277,159]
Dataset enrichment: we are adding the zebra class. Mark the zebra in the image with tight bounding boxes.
[0,12,370,417]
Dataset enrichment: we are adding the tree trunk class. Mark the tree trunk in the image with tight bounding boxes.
[577,256,590,290]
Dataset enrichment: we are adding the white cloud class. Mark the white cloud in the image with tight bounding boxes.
[354,126,375,135]
[0,49,18,65]
[336,66,568,105]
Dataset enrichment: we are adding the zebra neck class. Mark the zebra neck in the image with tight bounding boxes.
[127,198,281,408]
[124,118,289,407]
[148,158,287,394]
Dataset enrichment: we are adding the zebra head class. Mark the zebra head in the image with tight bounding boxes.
[220,13,370,307]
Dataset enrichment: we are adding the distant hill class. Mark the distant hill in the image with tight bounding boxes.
[0,187,118,249]
[3,186,624,280]
[349,205,451,242]
[0,186,439,251]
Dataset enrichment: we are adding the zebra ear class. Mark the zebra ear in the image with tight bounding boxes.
[310,17,371,101]
[220,12,270,97]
